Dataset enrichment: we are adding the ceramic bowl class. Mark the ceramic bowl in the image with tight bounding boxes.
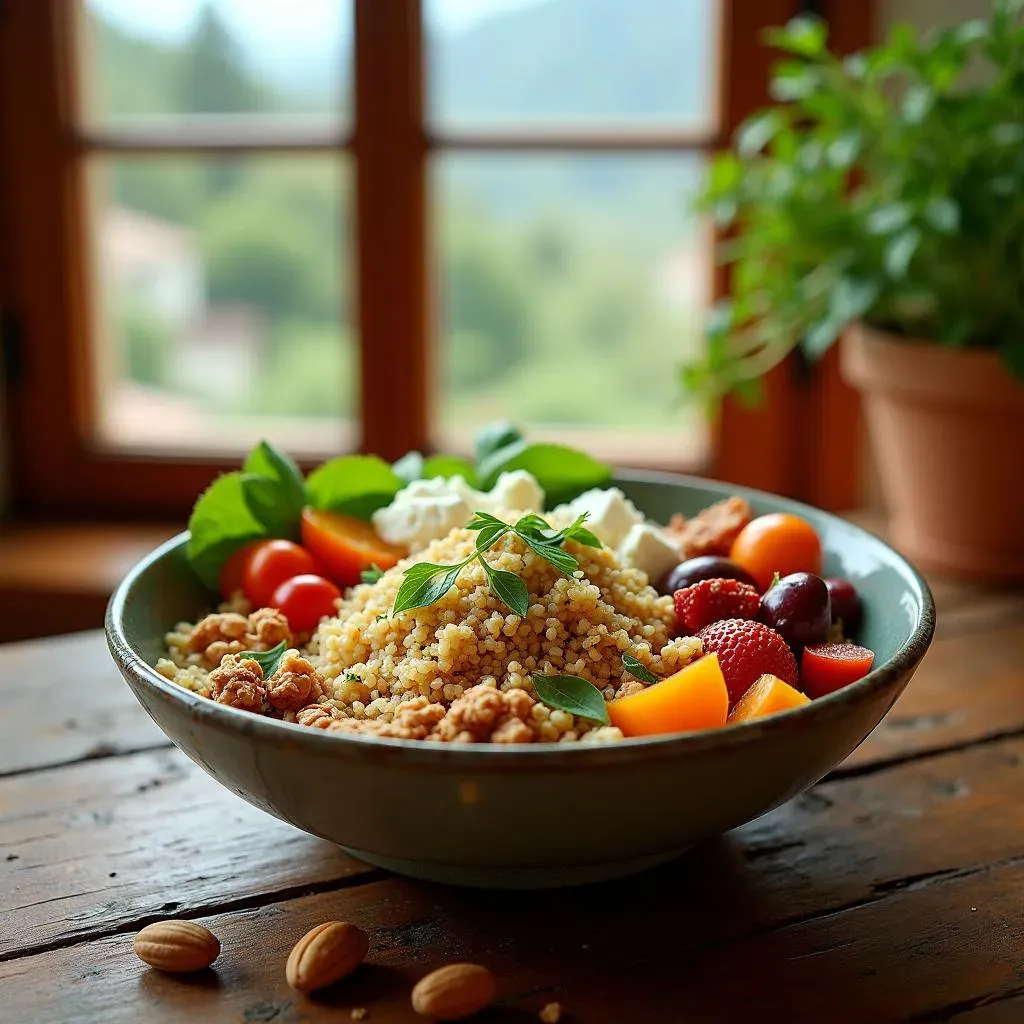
[106,471,935,889]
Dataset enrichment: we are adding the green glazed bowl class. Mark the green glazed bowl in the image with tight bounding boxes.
[106,471,935,888]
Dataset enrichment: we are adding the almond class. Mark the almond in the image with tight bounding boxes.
[133,920,220,973]
[411,963,496,1020]
[286,921,369,993]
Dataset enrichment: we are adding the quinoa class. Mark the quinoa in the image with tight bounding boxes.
[160,516,702,744]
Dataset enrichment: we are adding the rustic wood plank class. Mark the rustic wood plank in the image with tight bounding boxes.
[0,633,166,776]
[2,731,1021,1011]
[0,748,376,958]
[840,619,1024,773]
[1,799,1020,1021]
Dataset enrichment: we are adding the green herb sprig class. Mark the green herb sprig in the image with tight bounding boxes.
[621,652,659,684]
[360,564,385,585]
[391,511,601,618]
[237,640,287,678]
[532,673,610,725]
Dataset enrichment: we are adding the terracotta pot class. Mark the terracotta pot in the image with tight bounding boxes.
[842,323,1024,582]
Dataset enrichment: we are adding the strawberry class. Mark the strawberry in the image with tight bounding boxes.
[673,578,760,634]
[696,618,799,704]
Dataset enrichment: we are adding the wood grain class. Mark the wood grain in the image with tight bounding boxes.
[0,747,374,959]
[2,735,1021,1021]
[0,633,166,775]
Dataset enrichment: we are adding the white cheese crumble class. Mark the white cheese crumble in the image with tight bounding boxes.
[616,523,680,584]
[372,470,545,551]
[558,487,644,549]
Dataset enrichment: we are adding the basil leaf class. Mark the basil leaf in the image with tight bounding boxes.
[532,673,610,725]
[475,523,510,551]
[516,533,579,575]
[423,454,478,486]
[306,455,403,520]
[513,512,555,539]
[478,441,612,504]
[621,653,658,684]
[400,560,459,582]
[466,510,508,531]
[393,563,463,614]
[361,563,385,584]
[393,450,425,486]
[237,640,287,678]
[474,420,522,465]
[481,563,530,616]
[241,474,298,542]
[243,440,306,537]
[564,524,602,549]
[187,472,268,590]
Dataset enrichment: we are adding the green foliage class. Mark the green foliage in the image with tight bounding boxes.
[684,0,1024,402]
[118,301,172,387]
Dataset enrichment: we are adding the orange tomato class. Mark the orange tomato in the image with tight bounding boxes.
[300,507,405,588]
[729,513,822,591]
[607,654,729,737]
[727,673,810,724]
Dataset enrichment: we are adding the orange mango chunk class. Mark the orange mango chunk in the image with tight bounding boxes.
[608,653,729,737]
[728,673,810,724]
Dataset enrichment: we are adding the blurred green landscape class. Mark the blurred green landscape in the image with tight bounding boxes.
[88,0,712,448]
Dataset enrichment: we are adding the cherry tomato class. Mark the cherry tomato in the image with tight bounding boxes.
[242,539,318,608]
[301,507,405,588]
[270,573,341,632]
[219,540,261,601]
[729,513,823,592]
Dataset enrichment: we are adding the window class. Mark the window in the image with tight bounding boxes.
[0,1,869,519]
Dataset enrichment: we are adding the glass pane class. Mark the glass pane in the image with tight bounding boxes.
[427,0,719,129]
[433,154,710,465]
[80,1,351,125]
[90,155,355,453]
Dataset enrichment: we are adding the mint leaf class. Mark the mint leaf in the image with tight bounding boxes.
[475,523,510,551]
[474,420,522,465]
[392,451,425,486]
[564,524,601,549]
[306,455,402,520]
[187,472,268,590]
[243,440,306,537]
[532,674,610,725]
[622,653,658,684]
[393,563,464,615]
[423,454,478,486]
[466,510,507,531]
[481,563,529,616]
[237,640,287,678]
[519,537,579,575]
[478,442,612,504]
[361,564,385,584]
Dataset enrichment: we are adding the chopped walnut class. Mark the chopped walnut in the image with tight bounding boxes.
[615,679,646,700]
[666,496,753,559]
[266,650,325,711]
[188,612,250,665]
[209,655,266,712]
[247,607,292,650]
[327,696,446,741]
[296,703,342,729]
[431,684,538,744]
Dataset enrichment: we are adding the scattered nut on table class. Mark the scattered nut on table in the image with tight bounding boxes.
[286,921,370,993]
[540,1002,563,1023]
[411,963,496,1020]
[132,920,221,973]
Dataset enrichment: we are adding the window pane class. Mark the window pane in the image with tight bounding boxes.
[90,155,355,454]
[427,0,719,129]
[433,154,710,465]
[80,1,351,124]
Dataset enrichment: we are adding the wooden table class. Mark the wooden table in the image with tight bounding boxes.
[2,577,1023,1023]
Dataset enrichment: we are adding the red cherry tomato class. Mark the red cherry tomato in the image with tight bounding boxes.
[242,539,318,608]
[219,540,261,601]
[270,574,341,632]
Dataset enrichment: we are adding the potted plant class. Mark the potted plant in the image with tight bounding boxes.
[683,2,1024,581]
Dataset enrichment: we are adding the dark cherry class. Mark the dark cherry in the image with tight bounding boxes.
[759,572,831,652]
[825,577,863,635]
[656,555,758,596]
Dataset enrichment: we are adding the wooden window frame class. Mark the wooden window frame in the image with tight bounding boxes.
[0,0,869,522]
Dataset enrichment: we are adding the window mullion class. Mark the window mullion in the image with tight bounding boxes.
[353,0,428,461]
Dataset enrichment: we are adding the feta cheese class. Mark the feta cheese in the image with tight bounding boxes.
[489,470,544,514]
[617,523,680,584]
[562,487,643,548]
[371,470,545,551]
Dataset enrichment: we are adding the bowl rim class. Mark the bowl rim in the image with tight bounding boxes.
[106,468,936,773]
